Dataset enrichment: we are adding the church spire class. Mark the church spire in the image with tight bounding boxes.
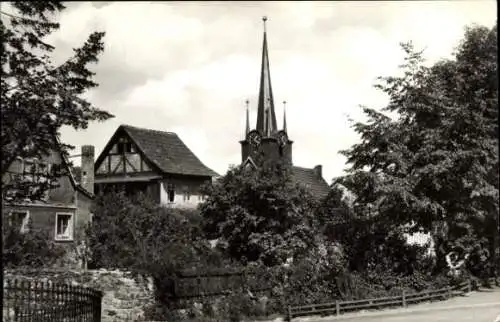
[245,99,250,136]
[282,100,287,133]
[256,16,277,137]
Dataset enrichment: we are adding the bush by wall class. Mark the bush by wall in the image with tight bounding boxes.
[2,222,66,268]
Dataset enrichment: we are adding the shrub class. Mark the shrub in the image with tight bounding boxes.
[88,190,237,320]
[88,191,200,273]
[2,220,65,268]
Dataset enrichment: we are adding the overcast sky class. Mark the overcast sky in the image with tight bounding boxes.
[45,1,496,182]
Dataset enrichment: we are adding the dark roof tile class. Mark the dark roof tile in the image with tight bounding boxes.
[291,166,330,198]
[121,125,218,177]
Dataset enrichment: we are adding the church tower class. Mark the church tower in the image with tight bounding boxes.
[240,17,293,167]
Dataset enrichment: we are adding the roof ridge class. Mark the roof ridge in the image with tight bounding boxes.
[121,124,177,136]
[292,165,314,171]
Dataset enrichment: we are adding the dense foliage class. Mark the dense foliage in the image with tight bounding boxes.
[1,1,113,200]
[88,191,216,275]
[2,220,65,268]
[200,156,320,267]
[337,24,498,275]
[88,189,234,312]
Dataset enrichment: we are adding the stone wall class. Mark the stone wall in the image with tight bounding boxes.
[4,268,155,322]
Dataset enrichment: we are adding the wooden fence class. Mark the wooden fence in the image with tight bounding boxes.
[172,267,272,300]
[286,277,500,321]
[3,278,103,322]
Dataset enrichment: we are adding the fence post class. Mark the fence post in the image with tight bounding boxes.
[447,286,452,299]
[287,305,292,322]
[26,280,32,317]
[335,300,340,316]
[94,291,103,322]
[402,290,407,308]
[467,279,472,293]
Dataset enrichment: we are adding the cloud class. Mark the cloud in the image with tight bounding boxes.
[40,1,497,182]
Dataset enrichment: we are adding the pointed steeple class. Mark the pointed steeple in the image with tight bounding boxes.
[245,99,250,136]
[256,16,277,137]
[282,100,287,133]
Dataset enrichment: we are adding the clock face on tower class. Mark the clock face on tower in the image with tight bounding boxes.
[248,131,262,147]
[277,131,288,147]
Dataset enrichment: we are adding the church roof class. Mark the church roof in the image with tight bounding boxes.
[291,166,331,198]
[119,125,218,177]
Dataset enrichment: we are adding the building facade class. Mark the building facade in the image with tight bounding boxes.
[94,124,218,208]
[2,143,95,249]
[239,18,330,198]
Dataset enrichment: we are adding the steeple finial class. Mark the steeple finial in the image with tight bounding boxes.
[245,99,250,136]
[256,16,277,137]
[283,100,287,133]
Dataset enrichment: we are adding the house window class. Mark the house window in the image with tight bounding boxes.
[182,186,191,201]
[8,211,30,233]
[118,143,132,153]
[12,156,24,173]
[167,184,175,203]
[117,139,133,154]
[55,213,74,241]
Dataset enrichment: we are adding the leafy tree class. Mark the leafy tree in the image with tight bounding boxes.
[87,191,206,275]
[1,1,113,200]
[337,24,498,275]
[200,155,319,267]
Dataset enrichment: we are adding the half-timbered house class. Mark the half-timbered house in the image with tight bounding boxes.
[94,125,218,208]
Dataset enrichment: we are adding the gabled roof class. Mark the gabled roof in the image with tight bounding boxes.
[3,135,95,201]
[242,156,257,170]
[291,166,330,199]
[104,125,218,177]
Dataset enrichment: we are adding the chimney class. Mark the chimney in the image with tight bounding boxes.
[313,165,323,179]
[81,145,95,194]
